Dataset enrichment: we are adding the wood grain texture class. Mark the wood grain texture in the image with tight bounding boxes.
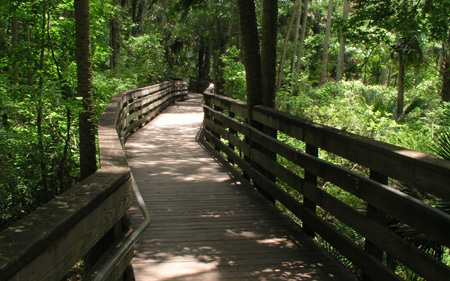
[204,105,450,247]
[2,179,131,281]
[0,81,188,281]
[125,94,357,281]
[251,106,450,200]
[203,93,450,281]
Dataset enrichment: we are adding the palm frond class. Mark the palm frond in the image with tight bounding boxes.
[433,128,450,160]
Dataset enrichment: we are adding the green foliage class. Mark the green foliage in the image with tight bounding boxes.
[221,46,246,100]
[122,34,166,86]
[277,79,445,154]
[0,82,80,230]
[433,127,450,160]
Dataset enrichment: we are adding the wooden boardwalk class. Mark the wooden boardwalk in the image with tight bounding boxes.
[125,94,357,281]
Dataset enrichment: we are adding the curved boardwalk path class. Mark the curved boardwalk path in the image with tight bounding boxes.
[125,94,357,281]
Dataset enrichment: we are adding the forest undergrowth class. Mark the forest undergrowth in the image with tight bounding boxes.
[271,76,450,280]
[277,77,449,156]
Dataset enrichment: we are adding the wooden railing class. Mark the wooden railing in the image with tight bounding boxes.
[0,80,187,281]
[202,88,450,281]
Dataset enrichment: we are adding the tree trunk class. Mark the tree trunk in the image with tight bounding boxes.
[225,3,235,51]
[294,0,309,73]
[261,0,278,108]
[261,0,278,198]
[336,0,348,82]
[132,0,149,36]
[380,61,388,85]
[442,59,450,102]
[441,32,450,102]
[75,0,97,180]
[238,0,276,204]
[276,0,300,92]
[110,0,121,69]
[290,0,303,73]
[397,53,406,117]
[198,35,211,81]
[319,0,333,85]
[130,0,138,23]
[237,0,263,116]
[387,66,392,87]
[12,16,19,84]
[38,4,49,196]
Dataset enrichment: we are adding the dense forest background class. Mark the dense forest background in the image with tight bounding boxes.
[1,0,449,238]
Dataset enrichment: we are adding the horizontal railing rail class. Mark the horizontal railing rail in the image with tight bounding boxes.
[0,80,187,281]
[202,88,450,281]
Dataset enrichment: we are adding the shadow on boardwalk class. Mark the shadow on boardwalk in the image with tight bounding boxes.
[125,94,357,280]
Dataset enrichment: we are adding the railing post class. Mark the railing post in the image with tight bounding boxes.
[248,109,276,204]
[362,169,388,281]
[228,111,236,164]
[212,104,224,152]
[202,90,215,148]
[303,143,318,237]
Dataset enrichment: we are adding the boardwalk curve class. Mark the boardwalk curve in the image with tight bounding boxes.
[125,94,357,280]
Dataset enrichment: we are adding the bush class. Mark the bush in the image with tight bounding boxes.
[221,46,246,101]
[276,80,447,155]
[122,34,166,86]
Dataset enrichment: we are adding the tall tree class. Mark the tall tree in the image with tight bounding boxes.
[38,2,49,195]
[110,0,121,69]
[424,0,450,102]
[75,0,97,179]
[319,0,333,85]
[261,0,278,107]
[132,0,150,36]
[294,0,309,74]
[276,0,301,92]
[396,44,406,117]
[11,16,19,84]
[442,33,450,102]
[237,0,263,117]
[290,0,303,73]
[336,0,349,81]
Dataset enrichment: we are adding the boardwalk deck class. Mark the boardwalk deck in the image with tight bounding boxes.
[125,94,357,280]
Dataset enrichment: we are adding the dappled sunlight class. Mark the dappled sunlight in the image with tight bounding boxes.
[256,237,296,248]
[133,253,221,280]
[150,113,203,127]
[127,95,358,281]
[226,229,264,239]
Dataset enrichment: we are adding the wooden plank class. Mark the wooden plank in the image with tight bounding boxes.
[303,143,318,237]
[87,228,135,281]
[302,180,450,281]
[207,95,450,280]
[249,146,304,194]
[243,120,450,246]
[252,106,450,200]
[364,171,388,263]
[4,179,132,281]
[207,103,450,247]
[125,91,172,125]
[126,94,358,281]
[203,118,250,156]
[0,81,188,281]
[204,131,401,281]
[126,88,172,112]
[203,92,247,117]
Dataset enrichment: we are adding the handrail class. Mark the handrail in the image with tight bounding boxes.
[92,174,150,281]
[202,88,450,281]
[0,80,187,281]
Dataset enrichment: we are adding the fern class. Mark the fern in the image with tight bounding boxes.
[433,128,450,160]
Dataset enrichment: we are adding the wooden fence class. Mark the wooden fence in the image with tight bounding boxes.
[202,88,450,281]
[0,80,187,281]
